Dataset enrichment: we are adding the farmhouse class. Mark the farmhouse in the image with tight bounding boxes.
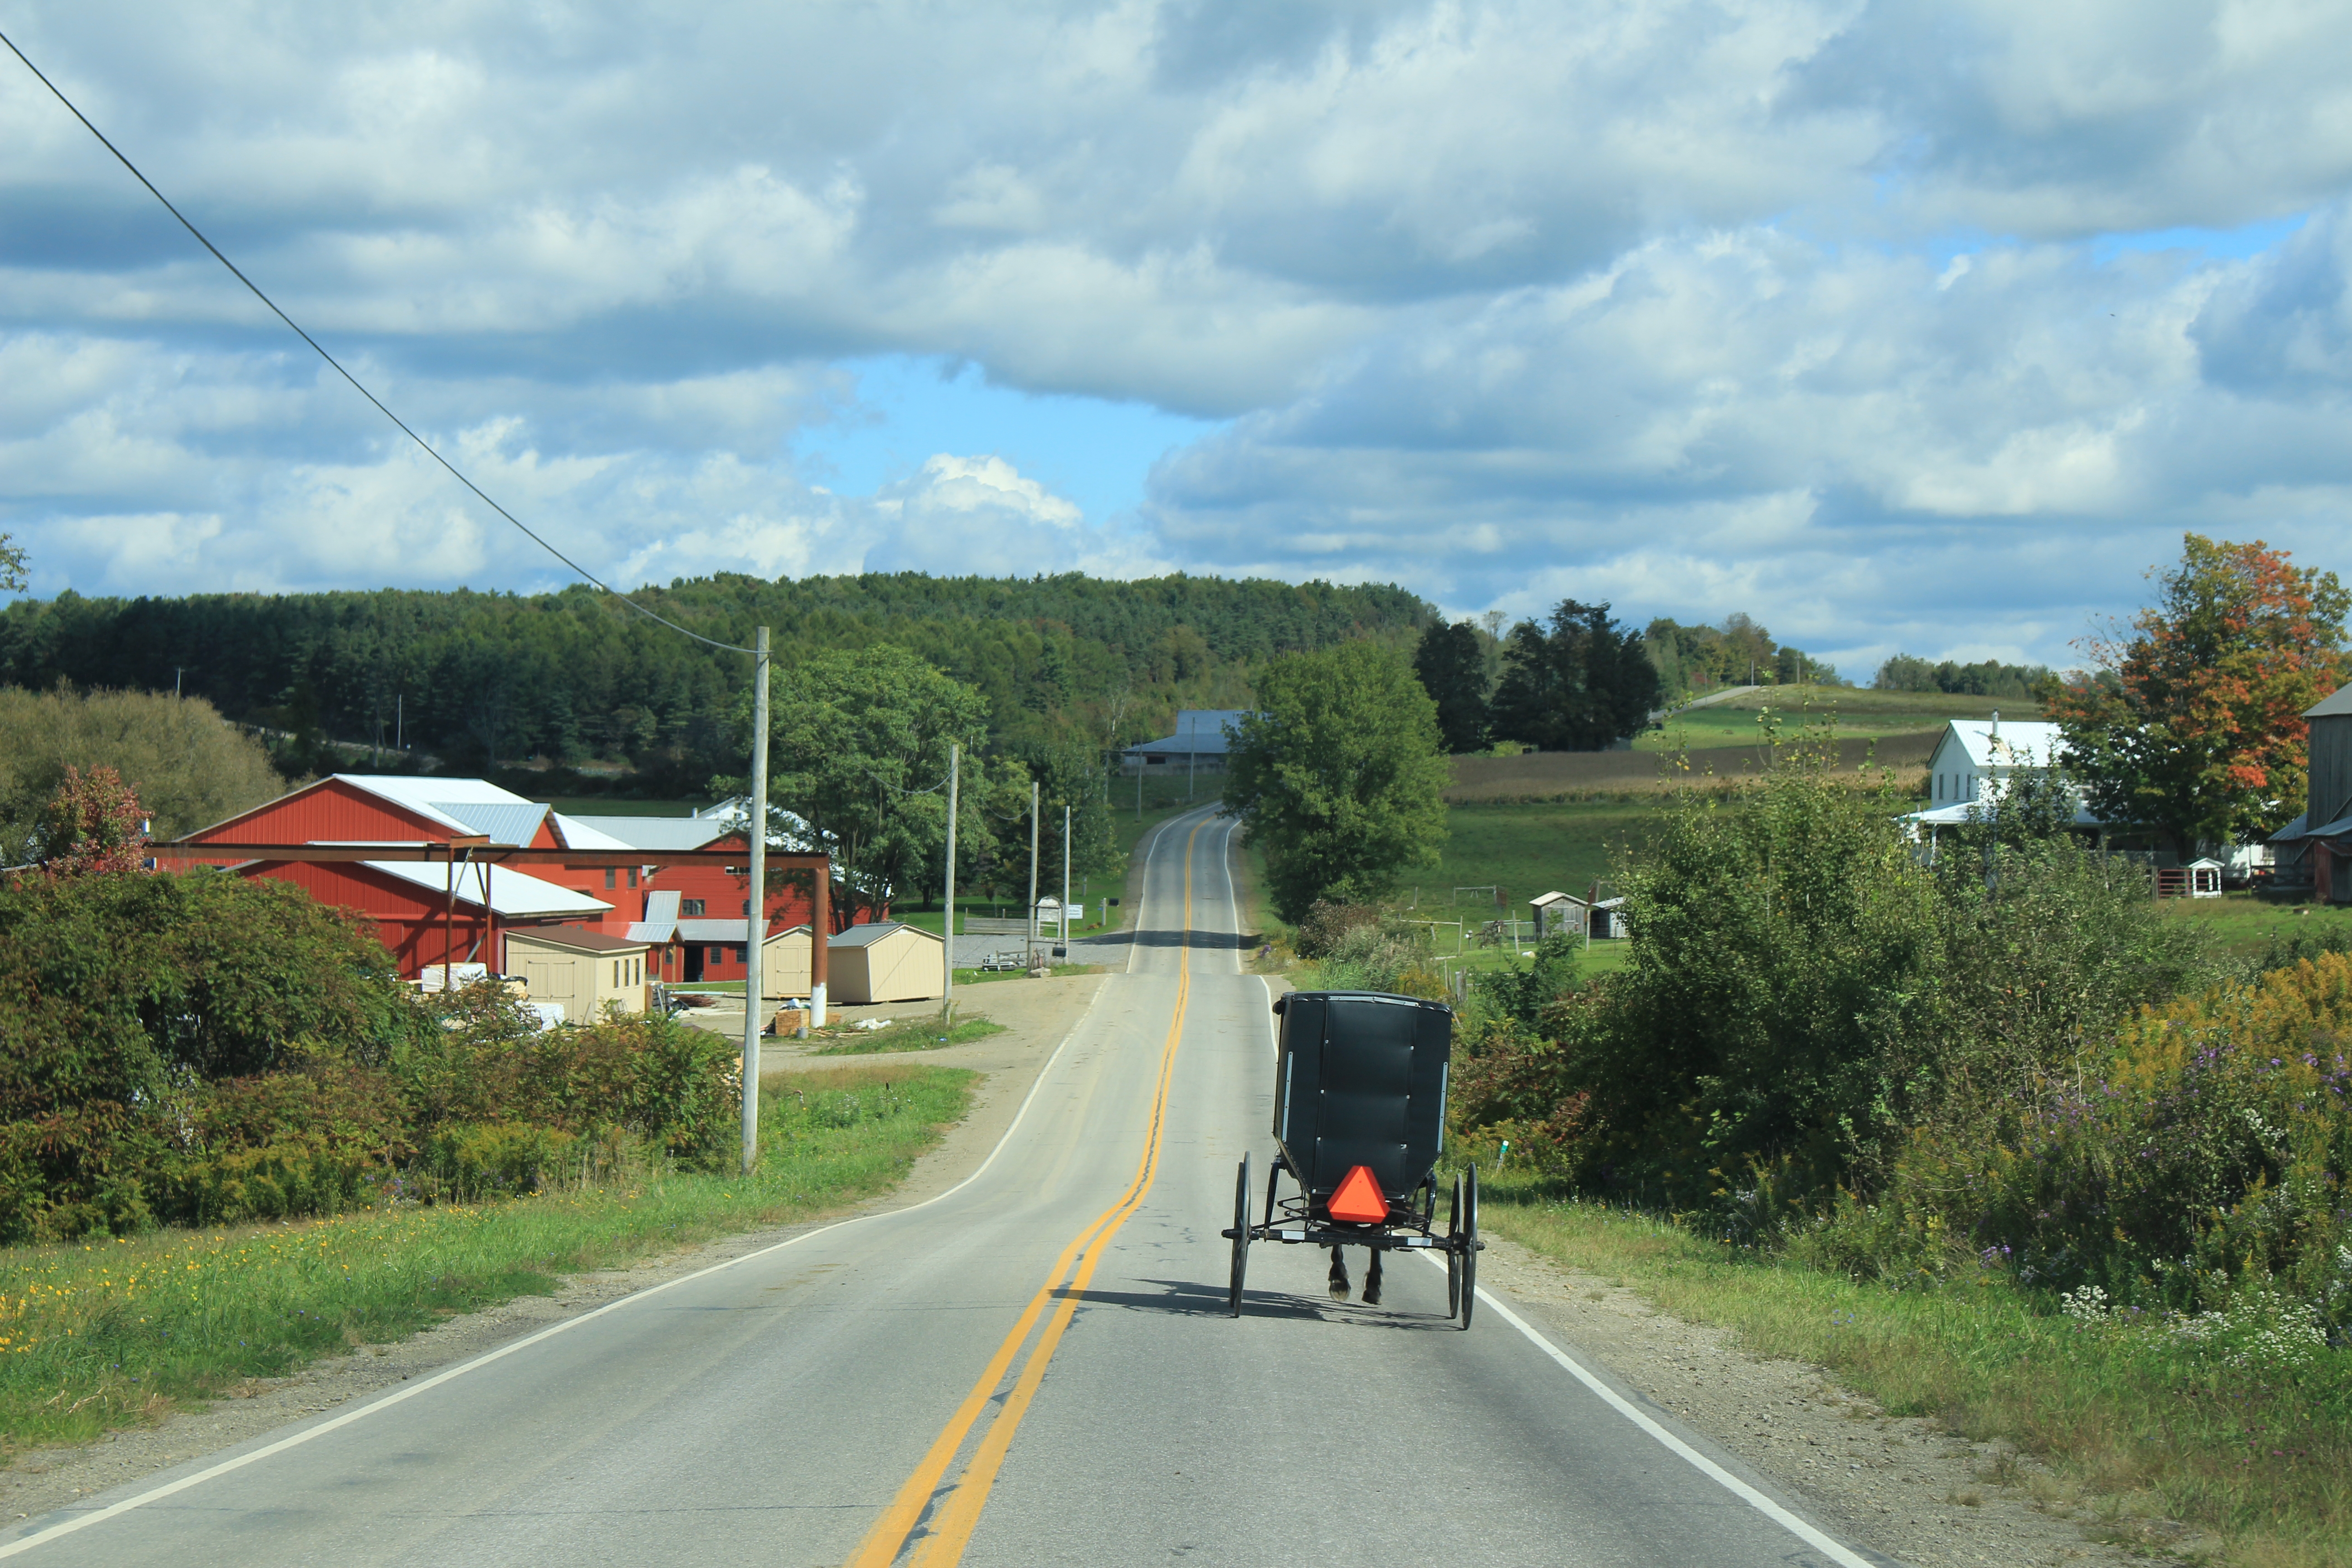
[1120,710,1258,776]
[1900,715,2101,841]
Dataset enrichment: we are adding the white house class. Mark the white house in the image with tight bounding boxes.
[1901,714,2102,841]
[1921,714,2069,809]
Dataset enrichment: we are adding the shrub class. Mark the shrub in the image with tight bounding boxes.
[399,985,740,1165]
[1798,954,2352,1326]
[1303,921,1447,1000]
[1293,901,1378,960]
[1456,726,2220,1218]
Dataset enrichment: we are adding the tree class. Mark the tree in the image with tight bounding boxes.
[1413,621,1490,754]
[32,766,148,877]
[1222,642,1450,922]
[0,534,23,594]
[725,646,990,925]
[2048,534,2350,856]
[0,686,289,857]
[1490,600,1661,751]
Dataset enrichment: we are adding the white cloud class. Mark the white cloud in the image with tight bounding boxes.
[3,0,2351,669]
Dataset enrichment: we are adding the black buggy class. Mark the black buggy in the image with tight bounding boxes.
[1221,990,1482,1328]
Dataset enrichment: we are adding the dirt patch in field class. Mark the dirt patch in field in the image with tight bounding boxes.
[1447,733,1937,800]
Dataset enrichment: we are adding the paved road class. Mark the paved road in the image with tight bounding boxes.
[0,807,1875,1567]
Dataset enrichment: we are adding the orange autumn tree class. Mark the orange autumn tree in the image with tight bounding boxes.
[2048,534,2349,857]
[33,764,150,877]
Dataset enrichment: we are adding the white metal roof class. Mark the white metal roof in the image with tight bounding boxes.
[361,859,612,918]
[1899,799,2103,828]
[564,815,731,853]
[550,814,638,852]
[1933,720,2069,770]
[330,775,550,845]
[829,920,938,947]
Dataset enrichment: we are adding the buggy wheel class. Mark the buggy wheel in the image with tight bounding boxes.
[1459,1165,1479,1330]
[1228,1154,1251,1318]
[1445,1173,1464,1318]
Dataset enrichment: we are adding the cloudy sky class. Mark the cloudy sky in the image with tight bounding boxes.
[4,0,2351,675]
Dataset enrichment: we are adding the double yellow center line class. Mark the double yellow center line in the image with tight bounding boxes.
[847,822,1200,1568]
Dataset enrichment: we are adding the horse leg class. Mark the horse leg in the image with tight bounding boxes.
[1326,1245,1350,1301]
[1362,1247,1383,1307]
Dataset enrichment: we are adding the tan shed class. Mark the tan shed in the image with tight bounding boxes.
[824,921,945,1004]
[760,924,814,1000]
[504,926,652,1023]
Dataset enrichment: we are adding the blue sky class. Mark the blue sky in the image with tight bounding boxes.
[793,358,1219,524]
[4,0,2352,677]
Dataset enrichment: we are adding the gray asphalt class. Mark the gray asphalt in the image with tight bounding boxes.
[0,808,1873,1567]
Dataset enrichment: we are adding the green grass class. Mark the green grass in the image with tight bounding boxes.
[0,1063,972,1456]
[1407,801,1659,918]
[1479,1185,2352,1568]
[812,1017,1008,1055]
[1633,685,2034,754]
[2155,890,2352,957]
[947,963,1097,987]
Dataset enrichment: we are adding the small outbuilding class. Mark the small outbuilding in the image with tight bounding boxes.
[1588,896,1629,940]
[504,927,651,1023]
[1527,890,1588,941]
[824,921,946,1004]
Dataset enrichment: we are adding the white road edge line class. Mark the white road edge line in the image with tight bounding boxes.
[1419,1254,1875,1568]
[0,967,1126,1559]
[1249,973,1866,1568]
[1126,803,1216,976]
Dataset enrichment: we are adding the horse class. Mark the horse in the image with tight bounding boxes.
[1326,1244,1383,1306]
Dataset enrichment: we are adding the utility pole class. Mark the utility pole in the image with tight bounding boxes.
[1027,779,1040,966]
[1136,759,1142,820]
[741,626,770,1177]
[1186,713,1195,802]
[943,742,959,1006]
[1060,803,1071,956]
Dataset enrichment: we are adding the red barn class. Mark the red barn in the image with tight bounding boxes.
[178,778,828,984]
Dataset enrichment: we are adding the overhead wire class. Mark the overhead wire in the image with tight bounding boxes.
[0,29,755,657]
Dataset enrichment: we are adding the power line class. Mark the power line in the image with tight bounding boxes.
[0,29,754,657]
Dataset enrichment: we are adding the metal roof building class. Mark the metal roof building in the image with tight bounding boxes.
[1120,710,1259,775]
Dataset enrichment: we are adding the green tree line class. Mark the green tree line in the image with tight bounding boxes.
[0,574,1433,789]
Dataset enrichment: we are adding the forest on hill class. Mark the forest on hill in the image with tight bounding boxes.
[0,574,1434,791]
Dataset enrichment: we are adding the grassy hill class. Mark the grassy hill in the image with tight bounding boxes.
[1634,684,2041,753]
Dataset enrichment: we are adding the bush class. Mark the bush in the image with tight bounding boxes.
[1301,921,1448,999]
[400,987,740,1164]
[1450,727,2221,1218]
[0,872,742,1239]
[1293,901,1378,960]
[0,871,412,1239]
[1810,955,2352,1326]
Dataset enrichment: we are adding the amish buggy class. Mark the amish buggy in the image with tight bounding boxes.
[1221,990,1483,1328]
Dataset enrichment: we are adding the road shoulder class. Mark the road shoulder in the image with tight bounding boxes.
[1476,1231,2196,1568]
[0,971,1113,1528]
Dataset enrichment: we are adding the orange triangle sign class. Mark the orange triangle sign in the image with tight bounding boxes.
[1328,1164,1388,1224]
